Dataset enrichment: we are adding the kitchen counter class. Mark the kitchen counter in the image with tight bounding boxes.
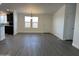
[0,22,8,26]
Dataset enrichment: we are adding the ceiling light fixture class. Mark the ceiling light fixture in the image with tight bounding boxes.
[31,11,32,18]
[6,9,10,11]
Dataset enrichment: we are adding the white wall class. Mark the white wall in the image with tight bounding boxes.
[72,4,79,49]
[13,11,18,35]
[51,5,65,40]
[17,13,52,33]
[51,4,76,40]
[63,4,76,40]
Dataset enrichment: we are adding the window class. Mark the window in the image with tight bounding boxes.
[25,16,38,28]
[32,17,38,28]
[25,16,31,28]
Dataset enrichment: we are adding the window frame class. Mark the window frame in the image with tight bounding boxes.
[25,22,31,28]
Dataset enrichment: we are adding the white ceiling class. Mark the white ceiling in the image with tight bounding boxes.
[0,3,64,14]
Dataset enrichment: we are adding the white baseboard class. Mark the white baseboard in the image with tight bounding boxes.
[72,43,79,49]
[17,31,51,34]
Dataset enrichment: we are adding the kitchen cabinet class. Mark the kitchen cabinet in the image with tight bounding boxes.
[0,11,7,41]
[0,26,5,41]
[5,12,14,35]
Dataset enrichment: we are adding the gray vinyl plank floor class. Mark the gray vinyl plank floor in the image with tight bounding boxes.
[0,33,79,56]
